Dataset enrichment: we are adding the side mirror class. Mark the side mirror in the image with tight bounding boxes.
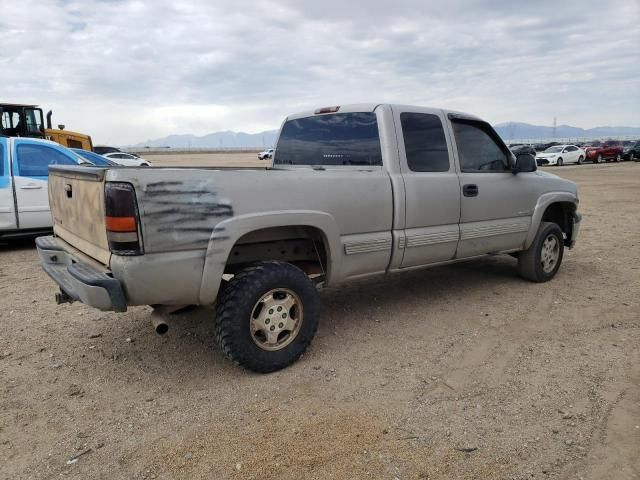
[513,153,537,174]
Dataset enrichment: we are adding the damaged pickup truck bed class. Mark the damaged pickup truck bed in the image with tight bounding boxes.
[37,103,581,372]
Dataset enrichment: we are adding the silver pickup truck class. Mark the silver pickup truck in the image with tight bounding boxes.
[36,104,581,372]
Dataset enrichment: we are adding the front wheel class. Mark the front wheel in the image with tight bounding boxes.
[517,222,564,282]
[557,157,563,166]
[615,154,621,162]
[214,261,319,373]
[595,154,602,164]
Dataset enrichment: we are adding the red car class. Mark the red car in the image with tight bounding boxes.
[583,141,623,163]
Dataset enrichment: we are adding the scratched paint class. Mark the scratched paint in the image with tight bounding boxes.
[140,179,234,251]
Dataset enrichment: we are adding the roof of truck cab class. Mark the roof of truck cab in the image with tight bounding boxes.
[1,136,62,146]
[285,103,484,122]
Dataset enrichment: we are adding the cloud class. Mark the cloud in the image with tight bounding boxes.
[1,0,638,144]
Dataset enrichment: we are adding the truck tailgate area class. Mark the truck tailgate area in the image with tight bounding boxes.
[48,166,111,265]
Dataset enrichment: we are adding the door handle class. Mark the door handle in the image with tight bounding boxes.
[463,184,478,197]
[20,184,43,190]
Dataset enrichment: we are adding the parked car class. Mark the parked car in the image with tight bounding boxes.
[622,141,640,161]
[71,148,119,166]
[258,148,274,160]
[103,152,151,166]
[36,103,581,372]
[583,141,623,163]
[535,145,586,166]
[1,136,83,239]
[510,144,536,156]
[534,142,560,152]
[93,145,121,155]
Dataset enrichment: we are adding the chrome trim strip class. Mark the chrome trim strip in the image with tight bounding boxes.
[461,221,529,240]
[344,238,392,255]
[406,231,459,248]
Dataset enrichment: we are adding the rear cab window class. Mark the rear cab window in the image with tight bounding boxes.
[274,112,382,167]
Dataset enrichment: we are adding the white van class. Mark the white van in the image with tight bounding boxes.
[0,136,83,239]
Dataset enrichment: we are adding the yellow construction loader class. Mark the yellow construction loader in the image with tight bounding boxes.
[0,103,93,150]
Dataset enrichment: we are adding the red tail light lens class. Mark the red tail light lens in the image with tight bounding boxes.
[104,182,143,255]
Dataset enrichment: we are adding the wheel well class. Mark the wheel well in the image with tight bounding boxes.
[541,202,576,245]
[224,226,328,279]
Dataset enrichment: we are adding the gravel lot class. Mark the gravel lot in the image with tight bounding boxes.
[1,162,639,480]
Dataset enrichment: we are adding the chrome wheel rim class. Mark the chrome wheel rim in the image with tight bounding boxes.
[541,235,560,273]
[250,288,303,351]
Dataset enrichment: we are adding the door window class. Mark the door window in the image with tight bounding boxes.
[400,113,450,172]
[16,143,77,177]
[452,120,510,172]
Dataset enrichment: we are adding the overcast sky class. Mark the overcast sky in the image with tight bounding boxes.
[1,0,638,144]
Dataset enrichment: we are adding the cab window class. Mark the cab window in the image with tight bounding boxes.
[451,120,510,172]
[400,113,450,172]
[16,143,77,177]
[274,112,382,166]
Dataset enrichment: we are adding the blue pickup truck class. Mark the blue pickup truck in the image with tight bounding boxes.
[0,136,83,239]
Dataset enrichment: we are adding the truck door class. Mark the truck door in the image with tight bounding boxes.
[12,139,79,229]
[448,117,536,258]
[392,107,461,268]
[0,139,17,231]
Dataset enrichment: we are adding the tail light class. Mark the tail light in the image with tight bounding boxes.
[104,182,143,255]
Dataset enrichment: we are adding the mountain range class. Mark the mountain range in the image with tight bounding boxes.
[494,122,640,141]
[132,122,640,149]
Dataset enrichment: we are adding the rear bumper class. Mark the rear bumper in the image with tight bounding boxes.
[36,235,127,312]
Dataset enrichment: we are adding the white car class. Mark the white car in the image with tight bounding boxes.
[535,145,585,166]
[258,148,274,160]
[103,152,151,166]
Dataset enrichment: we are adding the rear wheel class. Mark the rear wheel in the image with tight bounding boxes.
[517,222,564,282]
[595,154,602,164]
[615,153,621,162]
[577,156,584,165]
[214,261,319,373]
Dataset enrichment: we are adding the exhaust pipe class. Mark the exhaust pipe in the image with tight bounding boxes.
[151,314,169,335]
[149,305,188,335]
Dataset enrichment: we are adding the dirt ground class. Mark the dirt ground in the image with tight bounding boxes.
[1,161,639,480]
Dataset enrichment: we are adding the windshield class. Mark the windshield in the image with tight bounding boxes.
[274,112,382,166]
[544,146,563,153]
[72,148,116,166]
